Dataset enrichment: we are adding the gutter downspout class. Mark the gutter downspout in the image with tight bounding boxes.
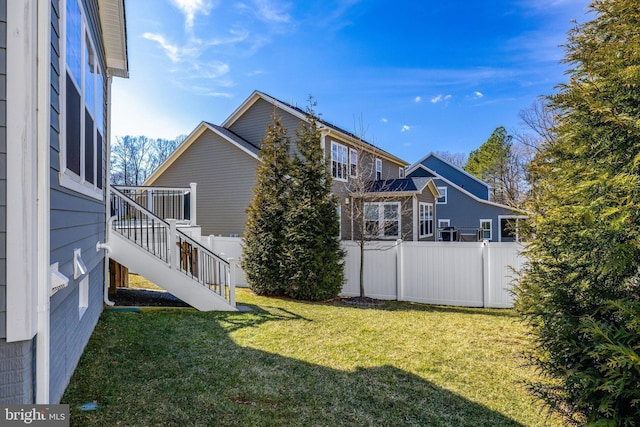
[101,75,115,306]
[36,0,51,403]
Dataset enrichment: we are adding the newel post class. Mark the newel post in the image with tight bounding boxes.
[189,183,197,226]
[227,258,237,308]
[168,219,178,270]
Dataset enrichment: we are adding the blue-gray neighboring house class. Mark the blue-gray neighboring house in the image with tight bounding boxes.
[1,0,128,404]
[407,152,527,242]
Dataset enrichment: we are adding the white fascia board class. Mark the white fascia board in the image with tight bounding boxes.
[204,123,260,160]
[406,152,491,190]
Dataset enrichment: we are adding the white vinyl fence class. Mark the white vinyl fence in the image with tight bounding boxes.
[342,240,523,308]
[204,237,523,308]
[201,236,249,286]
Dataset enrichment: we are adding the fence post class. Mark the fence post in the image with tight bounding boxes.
[482,240,490,308]
[189,183,197,226]
[168,219,178,270]
[227,258,237,308]
[396,239,403,301]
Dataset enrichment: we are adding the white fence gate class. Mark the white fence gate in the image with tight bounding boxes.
[204,237,523,308]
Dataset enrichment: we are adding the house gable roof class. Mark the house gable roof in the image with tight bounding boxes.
[407,152,490,191]
[98,0,129,78]
[223,90,409,166]
[408,164,527,214]
[144,121,259,185]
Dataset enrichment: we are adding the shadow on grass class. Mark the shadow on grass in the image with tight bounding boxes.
[63,309,526,427]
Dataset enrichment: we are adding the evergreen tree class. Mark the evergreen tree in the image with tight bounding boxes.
[283,101,345,300]
[242,112,291,296]
[515,1,640,424]
[464,126,514,203]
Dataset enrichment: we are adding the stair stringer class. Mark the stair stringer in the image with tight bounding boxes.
[110,232,237,311]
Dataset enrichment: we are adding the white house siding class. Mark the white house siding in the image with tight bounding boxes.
[47,0,108,403]
[152,129,259,237]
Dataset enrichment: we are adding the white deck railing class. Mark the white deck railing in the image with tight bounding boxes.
[114,183,197,225]
[110,186,234,306]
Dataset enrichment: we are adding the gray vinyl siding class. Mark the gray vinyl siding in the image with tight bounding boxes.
[152,129,258,237]
[325,136,407,241]
[421,156,489,200]
[48,0,107,403]
[433,178,515,242]
[0,0,34,405]
[229,98,304,148]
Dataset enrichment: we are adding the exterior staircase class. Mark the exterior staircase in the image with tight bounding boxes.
[107,186,236,311]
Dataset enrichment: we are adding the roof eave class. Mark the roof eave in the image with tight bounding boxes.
[98,0,129,78]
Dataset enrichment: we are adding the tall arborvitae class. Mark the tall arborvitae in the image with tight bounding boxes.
[515,1,640,424]
[242,111,291,296]
[283,100,344,300]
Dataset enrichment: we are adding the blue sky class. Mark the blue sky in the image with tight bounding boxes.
[111,0,592,163]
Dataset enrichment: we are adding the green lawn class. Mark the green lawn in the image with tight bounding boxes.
[63,288,560,426]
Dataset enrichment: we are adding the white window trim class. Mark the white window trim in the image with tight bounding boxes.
[437,186,447,204]
[364,201,401,239]
[349,148,358,177]
[399,167,405,178]
[331,141,348,182]
[60,0,104,200]
[480,219,492,241]
[437,219,450,241]
[498,215,527,242]
[375,158,382,180]
[419,202,434,238]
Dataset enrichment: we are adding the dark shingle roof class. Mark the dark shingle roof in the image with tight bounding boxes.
[205,122,261,155]
[366,178,432,194]
[256,91,405,164]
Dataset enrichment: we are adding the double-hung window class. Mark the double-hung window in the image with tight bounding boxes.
[480,219,492,240]
[61,0,105,199]
[436,186,447,204]
[375,158,382,180]
[331,142,348,181]
[419,203,434,237]
[349,148,358,177]
[364,202,400,239]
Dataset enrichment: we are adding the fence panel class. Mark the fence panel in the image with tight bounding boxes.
[402,242,484,307]
[341,241,398,300]
[205,236,523,308]
[485,242,523,308]
[204,236,248,286]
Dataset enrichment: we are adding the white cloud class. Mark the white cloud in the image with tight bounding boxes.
[143,33,183,62]
[191,61,230,79]
[401,125,411,132]
[170,0,214,31]
[238,0,291,24]
[473,91,484,98]
[430,94,452,104]
[414,96,422,103]
[380,117,388,123]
